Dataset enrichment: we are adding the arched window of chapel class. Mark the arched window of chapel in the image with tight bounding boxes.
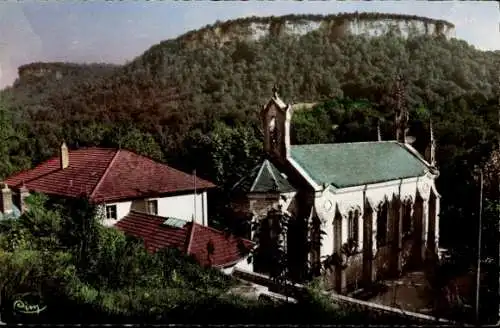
[402,199,413,237]
[269,116,278,148]
[376,201,388,248]
[348,210,359,244]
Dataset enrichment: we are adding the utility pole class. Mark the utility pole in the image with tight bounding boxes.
[497,78,500,325]
[0,286,4,325]
[476,170,483,323]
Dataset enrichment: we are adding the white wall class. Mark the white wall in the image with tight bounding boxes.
[155,191,208,226]
[100,201,132,227]
[314,174,438,258]
[99,190,209,227]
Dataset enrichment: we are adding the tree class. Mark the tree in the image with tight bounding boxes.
[321,238,359,292]
[0,98,31,180]
[104,124,164,162]
[0,192,245,323]
[249,206,294,298]
[0,193,77,323]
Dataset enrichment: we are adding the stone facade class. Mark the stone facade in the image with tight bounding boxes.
[231,89,440,294]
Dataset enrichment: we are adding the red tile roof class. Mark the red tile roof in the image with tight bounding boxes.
[115,211,254,268]
[3,147,216,203]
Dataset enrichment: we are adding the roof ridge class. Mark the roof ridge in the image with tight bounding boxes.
[89,149,120,201]
[292,140,398,147]
[265,160,280,188]
[231,161,263,191]
[122,148,216,188]
[8,167,56,188]
[5,147,118,187]
[71,146,116,151]
[4,153,63,187]
[249,160,267,192]
[185,221,196,255]
[399,143,432,168]
[128,209,168,220]
[192,222,253,244]
[90,147,214,188]
[126,211,193,229]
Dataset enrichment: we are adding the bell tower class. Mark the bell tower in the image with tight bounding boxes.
[260,85,292,161]
[425,118,437,167]
[393,74,410,144]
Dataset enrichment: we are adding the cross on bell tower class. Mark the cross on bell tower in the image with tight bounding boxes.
[272,84,279,98]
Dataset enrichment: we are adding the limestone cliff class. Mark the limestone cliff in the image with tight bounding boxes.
[17,62,117,83]
[177,13,455,49]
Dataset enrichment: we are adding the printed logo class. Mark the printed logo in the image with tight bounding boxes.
[12,293,46,315]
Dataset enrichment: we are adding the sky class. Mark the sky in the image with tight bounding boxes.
[0,1,499,88]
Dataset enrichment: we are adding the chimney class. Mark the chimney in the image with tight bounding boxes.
[60,142,69,169]
[19,183,30,214]
[0,184,13,214]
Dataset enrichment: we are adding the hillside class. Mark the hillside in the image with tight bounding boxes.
[0,12,497,176]
[3,62,118,125]
[0,12,498,159]
[0,14,499,205]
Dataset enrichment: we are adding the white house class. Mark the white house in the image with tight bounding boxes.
[1,143,255,271]
[1,144,215,227]
[231,83,440,294]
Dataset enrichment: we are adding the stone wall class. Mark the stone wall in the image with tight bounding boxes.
[230,197,252,219]
[249,197,280,218]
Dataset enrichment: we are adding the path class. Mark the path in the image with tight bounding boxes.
[366,271,434,314]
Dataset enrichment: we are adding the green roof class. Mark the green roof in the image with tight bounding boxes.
[290,141,429,189]
[233,160,296,194]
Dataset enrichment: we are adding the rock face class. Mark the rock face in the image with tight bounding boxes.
[178,13,456,49]
[16,62,117,85]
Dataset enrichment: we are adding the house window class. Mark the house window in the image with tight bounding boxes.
[106,205,117,220]
[147,199,158,215]
[377,202,388,248]
[348,210,359,244]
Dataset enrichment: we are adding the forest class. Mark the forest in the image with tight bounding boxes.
[0,15,500,322]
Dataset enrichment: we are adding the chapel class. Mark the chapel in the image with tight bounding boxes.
[231,77,440,293]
